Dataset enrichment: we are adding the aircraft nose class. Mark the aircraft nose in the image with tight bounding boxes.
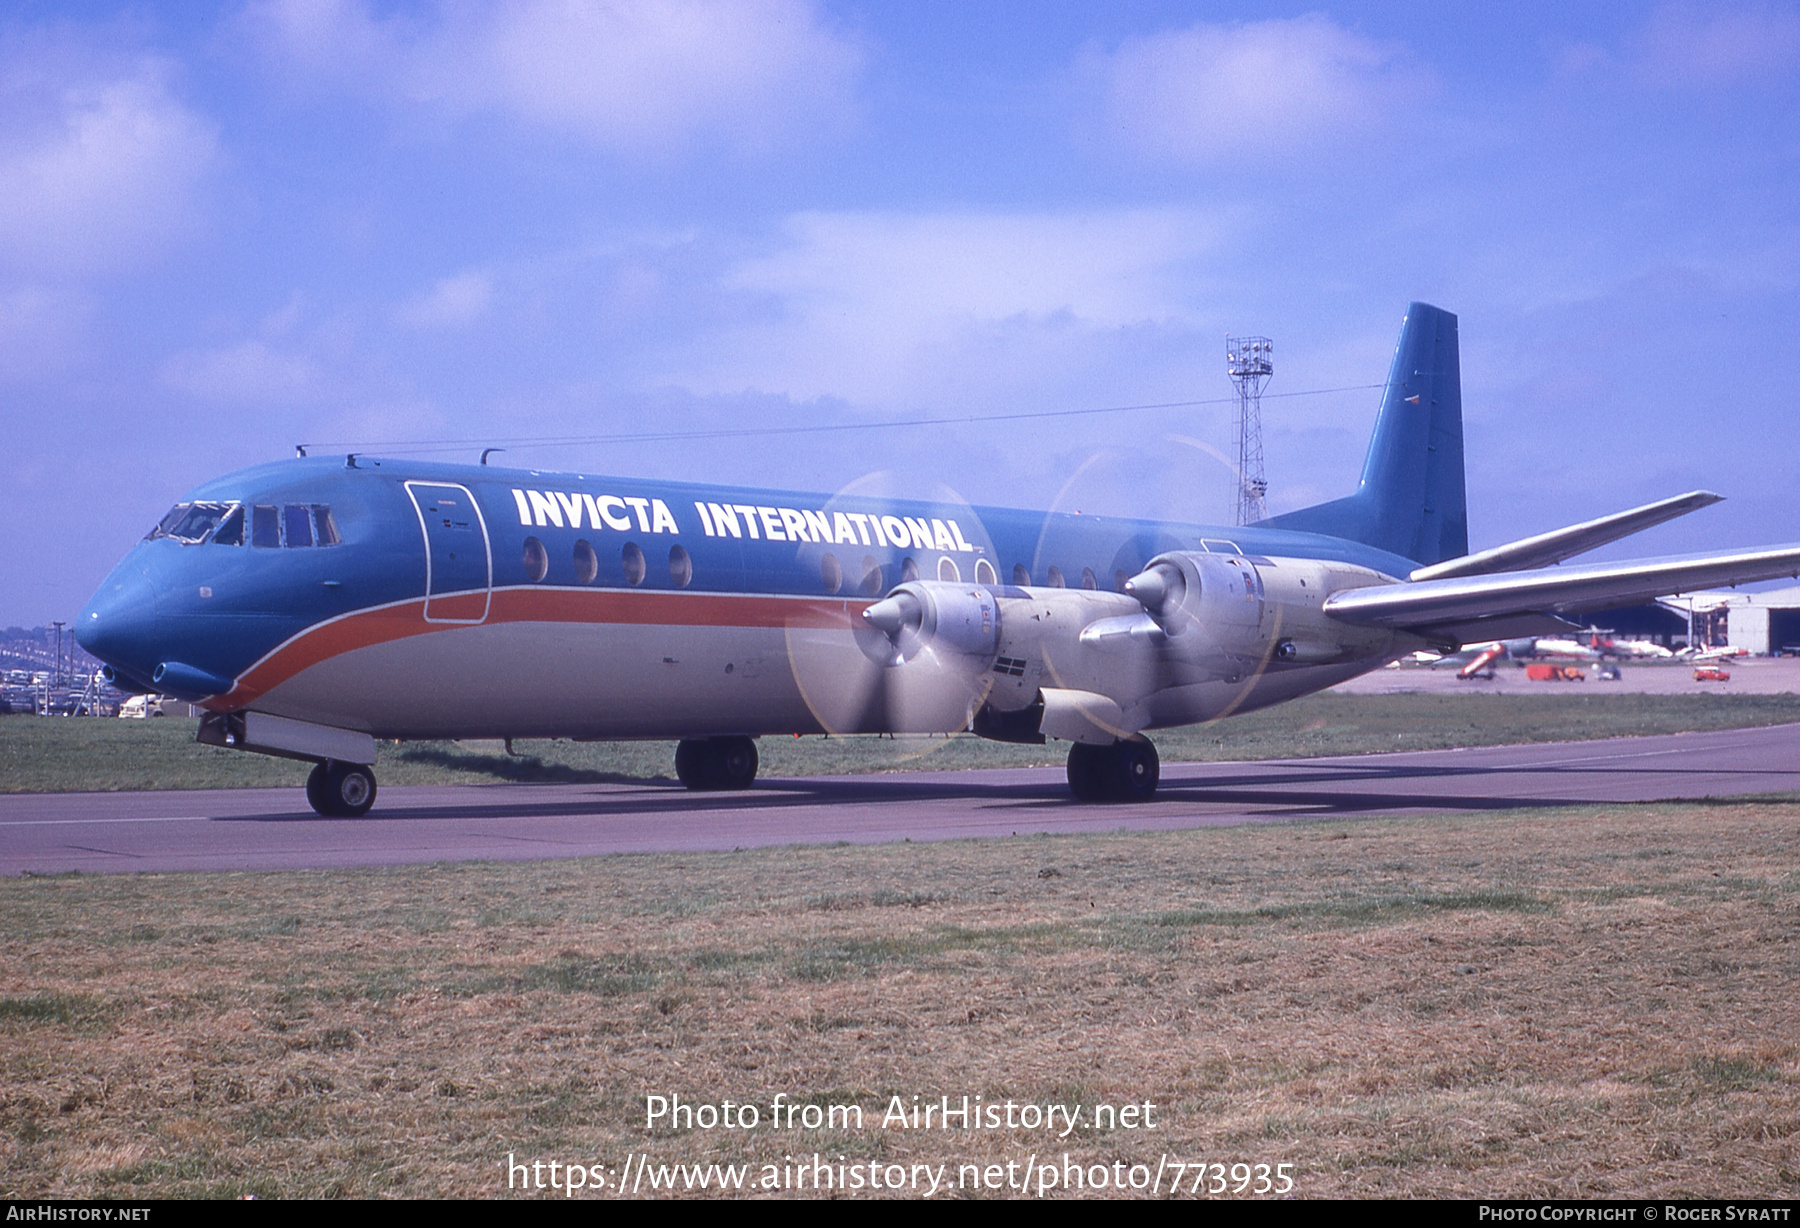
[77,560,163,688]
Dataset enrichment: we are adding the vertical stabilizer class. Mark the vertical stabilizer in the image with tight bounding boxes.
[1261,302,1468,566]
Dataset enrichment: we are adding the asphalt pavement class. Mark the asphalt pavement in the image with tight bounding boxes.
[4,722,1798,876]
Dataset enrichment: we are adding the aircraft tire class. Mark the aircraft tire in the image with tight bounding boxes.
[308,760,377,817]
[710,736,759,790]
[305,762,332,815]
[1066,743,1110,802]
[1066,738,1159,802]
[674,740,712,790]
[1108,737,1160,802]
[675,737,759,790]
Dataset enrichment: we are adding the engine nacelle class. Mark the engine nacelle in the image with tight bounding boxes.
[1127,550,1396,678]
[860,581,999,667]
[1121,550,1274,681]
[965,555,1401,746]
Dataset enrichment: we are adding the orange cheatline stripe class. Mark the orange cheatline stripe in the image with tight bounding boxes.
[224,587,872,707]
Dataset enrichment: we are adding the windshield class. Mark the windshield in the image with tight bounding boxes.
[146,502,238,544]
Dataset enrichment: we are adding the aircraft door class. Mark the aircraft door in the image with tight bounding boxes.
[405,481,492,623]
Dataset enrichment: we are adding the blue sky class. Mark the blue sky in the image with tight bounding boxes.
[4,1,1798,625]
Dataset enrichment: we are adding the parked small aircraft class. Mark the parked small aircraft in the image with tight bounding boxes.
[78,304,1800,815]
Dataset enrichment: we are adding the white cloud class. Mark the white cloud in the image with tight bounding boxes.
[396,271,493,328]
[1089,15,1428,163]
[160,339,323,404]
[0,284,91,383]
[0,61,219,276]
[689,209,1224,405]
[242,0,863,154]
[1631,3,1800,89]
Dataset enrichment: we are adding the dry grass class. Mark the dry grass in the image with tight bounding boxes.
[4,799,1800,1198]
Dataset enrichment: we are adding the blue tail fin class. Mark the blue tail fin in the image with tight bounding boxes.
[1261,302,1468,566]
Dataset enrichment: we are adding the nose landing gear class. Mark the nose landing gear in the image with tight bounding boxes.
[1066,737,1160,802]
[306,760,378,817]
[674,736,760,791]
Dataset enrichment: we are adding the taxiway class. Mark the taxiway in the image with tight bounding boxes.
[4,723,1798,876]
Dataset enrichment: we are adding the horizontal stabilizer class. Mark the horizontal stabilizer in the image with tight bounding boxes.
[1326,543,1800,639]
[1409,490,1723,582]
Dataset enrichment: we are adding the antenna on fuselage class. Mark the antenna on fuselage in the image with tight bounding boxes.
[295,445,307,457]
[481,448,505,466]
[1226,335,1273,525]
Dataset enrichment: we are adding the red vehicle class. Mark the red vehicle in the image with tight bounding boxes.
[1693,667,1732,682]
[1526,663,1586,682]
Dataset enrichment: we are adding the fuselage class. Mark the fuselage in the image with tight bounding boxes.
[78,455,1418,740]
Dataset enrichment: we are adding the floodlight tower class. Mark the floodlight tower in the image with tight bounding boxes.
[1226,335,1273,525]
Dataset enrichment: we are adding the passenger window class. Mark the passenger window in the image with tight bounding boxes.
[573,539,598,585]
[820,553,842,594]
[313,506,341,545]
[1012,563,1029,586]
[900,557,919,582]
[1047,565,1065,588]
[523,537,548,583]
[284,505,314,548]
[860,556,883,596]
[252,506,280,548]
[211,507,244,546]
[1081,567,1098,590]
[669,544,692,589]
[622,542,646,585]
[937,556,960,582]
[975,559,997,585]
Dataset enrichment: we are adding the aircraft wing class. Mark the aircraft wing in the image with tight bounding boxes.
[1326,542,1800,646]
[1408,490,1723,582]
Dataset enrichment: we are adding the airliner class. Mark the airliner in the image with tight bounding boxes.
[77,304,1800,816]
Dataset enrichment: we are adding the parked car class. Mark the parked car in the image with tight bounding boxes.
[1693,667,1732,682]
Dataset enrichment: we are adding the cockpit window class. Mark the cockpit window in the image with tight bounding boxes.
[147,505,189,540]
[245,502,342,548]
[284,504,314,548]
[252,505,281,548]
[148,502,237,544]
[211,506,244,546]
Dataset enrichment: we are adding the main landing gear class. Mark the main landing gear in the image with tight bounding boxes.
[1066,737,1160,803]
[306,760,378,817]
[674,736,759,791]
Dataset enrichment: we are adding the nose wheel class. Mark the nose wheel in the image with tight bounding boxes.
[1066,737,1160,802]
[674,736,759,791]
[306,760,378,817]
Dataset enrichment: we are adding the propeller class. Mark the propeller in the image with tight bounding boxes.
[784,473,1001,739]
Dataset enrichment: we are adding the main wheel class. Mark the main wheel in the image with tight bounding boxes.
[1066,738,1160,802]
[709,736,759,790]
[1066,742,1110,802]
[674,739,712,789]
[306,762,331,814]
[307,760,377,816]
[674,737,759,791]
[1109,736,1160,801]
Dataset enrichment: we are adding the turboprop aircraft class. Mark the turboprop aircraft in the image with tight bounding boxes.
[77,303,1800,816]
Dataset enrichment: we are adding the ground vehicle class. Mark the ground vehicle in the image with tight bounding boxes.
[1526,664,1586,682]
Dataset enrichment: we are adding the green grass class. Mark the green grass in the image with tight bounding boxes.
[4,690,1800,793]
